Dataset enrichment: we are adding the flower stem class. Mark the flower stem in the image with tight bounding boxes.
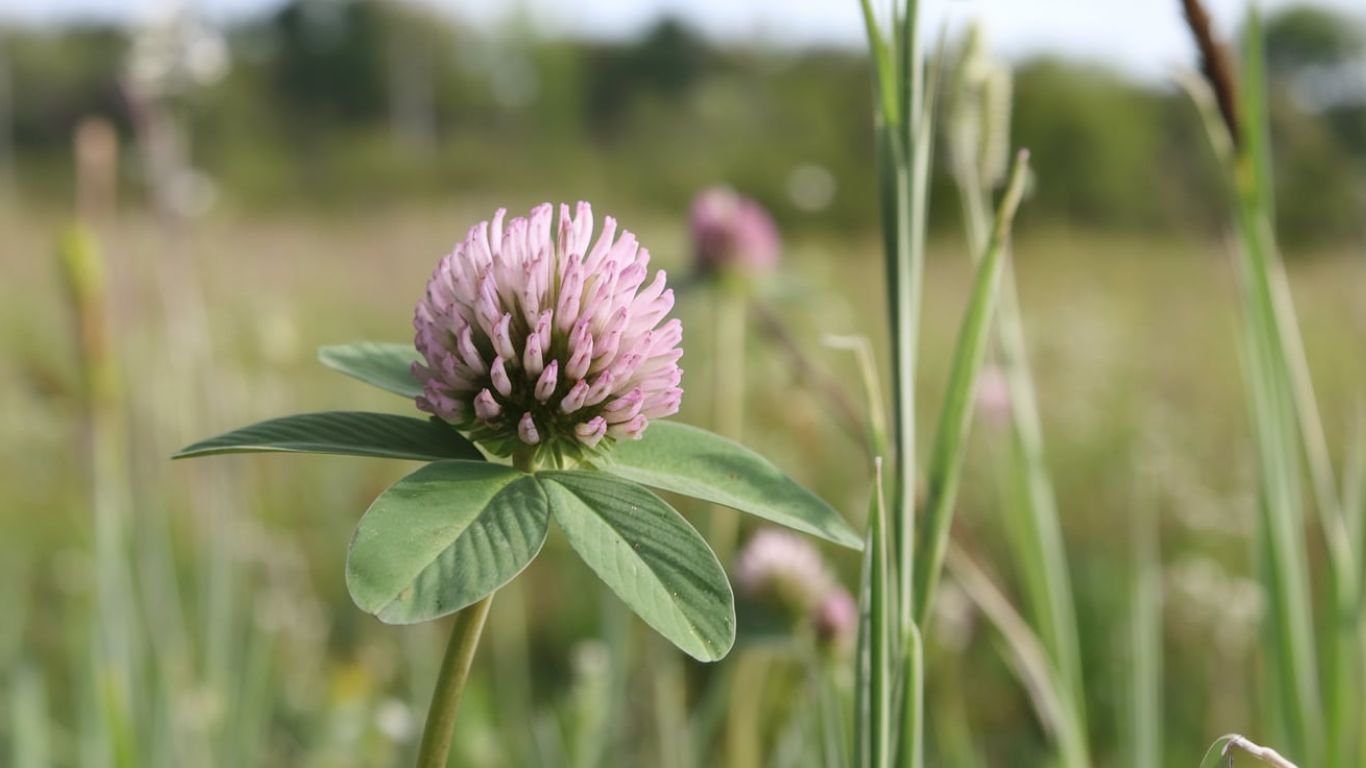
[416,595,494,768]
[415,452,534,767]
[710,283,747,565]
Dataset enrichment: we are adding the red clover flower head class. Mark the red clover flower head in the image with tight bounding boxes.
[413,203,683,463]
[689,187,781,277]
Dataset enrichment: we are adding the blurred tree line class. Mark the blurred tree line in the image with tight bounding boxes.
[1,0,1362,247]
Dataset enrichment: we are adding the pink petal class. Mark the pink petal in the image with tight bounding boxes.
[473,389,502,421]
[518,412,541,445]
[535,360,559,403]
[574,416,608,448]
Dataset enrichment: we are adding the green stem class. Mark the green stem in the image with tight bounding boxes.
[897,625,924,768]
[416,452,535,767]
[951,90,1085,737]
[1128,498,1161,768]
[913,151,1030,629]
[710,284,747,565]
[416,595,495,768]
[653,639,692,768]
[725,651,770,768]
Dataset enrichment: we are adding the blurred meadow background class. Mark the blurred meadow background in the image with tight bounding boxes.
[1,0,1364,765]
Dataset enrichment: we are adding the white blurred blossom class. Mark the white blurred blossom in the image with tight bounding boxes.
[126,2,229,99]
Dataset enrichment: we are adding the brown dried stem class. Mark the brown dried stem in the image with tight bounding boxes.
[1180,0,1241,147]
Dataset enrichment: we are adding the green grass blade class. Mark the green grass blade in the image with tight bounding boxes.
[896,624,923,768]
[1346,409,1365,559]
[9,663,51,768]
[1128,502,1161,768]
[1239,7,1275,229]
[945,545,1086,766]
[823,334,891,461]
[854,536,873,765]
[897,0,922,139]
[998,296,1087,728]
[1231,10,1325,763]
[950,38,1087,749]
[858,0,899,126]
[896,30,945,635]
[1238,17,1354,755]
[869,459,893,768]
[912,150,1029,628]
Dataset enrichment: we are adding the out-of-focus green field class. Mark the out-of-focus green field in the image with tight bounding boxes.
[1,202,1362,765]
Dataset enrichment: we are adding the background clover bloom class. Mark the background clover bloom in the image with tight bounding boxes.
[974,363,1012,427]
[689,186,781,277]
[814,588,857,651]
[735,528,836,617]
[413,202,683,461]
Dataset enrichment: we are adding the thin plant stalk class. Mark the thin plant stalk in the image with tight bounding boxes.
[931,654,982,768]
[415,450,536,766]
[872,458,894,768]
[654,639,692,768]
[854,472,877,766]
[860,0,928,636]
[857,3,935,764]
[832,331,891,766]
[725,652,771,768]
[689,647,736,763]
[1182,7,1329,763]
[712,281,752,766]
[59,222,142,767]
[602,593,632,767]
[490,578,538,766]
[855,457,894,768]
[824,334,890,461]
[753,300,869,452]
[710,284,748,565]
[1199,735,1300,768]
[415,595,496,768]
[1128,498,1161,768]
[947,41,1086,733]
[805,639,847,768]
[912,149,1030,627]
[897,624,924,768]
[946,545,1088,768]
[10,664,51,768]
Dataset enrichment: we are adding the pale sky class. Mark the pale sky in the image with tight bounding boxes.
[1,0,1362,80]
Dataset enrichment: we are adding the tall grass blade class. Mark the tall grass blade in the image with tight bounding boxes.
[854,482,876,768]
[912,150,1030,627]
[1231,10,1325,763]
[949,34,1087,747]
[9,663,51,768]
[945,545,1087,766]
[858,0,898,126]
[1128,501,1161,768]
[870,459,893,768]
[897,31,945,635]
[1183,5,1332,763]
[896,624,923,768]
[58,222,145,766]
